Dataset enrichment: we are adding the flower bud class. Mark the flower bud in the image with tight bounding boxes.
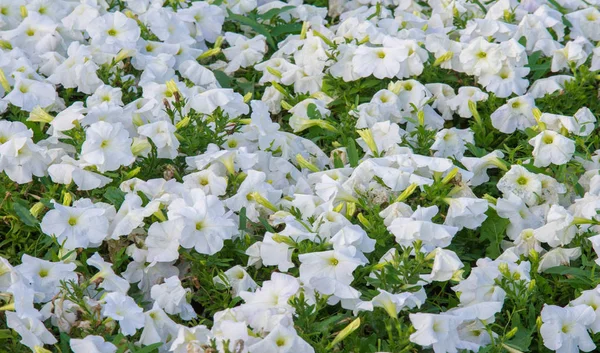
[528,279,536,292]
[482,194,497,205]
[153,210,167,222]
[247,192,278,212]
[28,107,54,123]
[451,269,464,282]
[175,116,191,130]
[115,49,135,63]
[498,262,511,278]
[29,202,45,218]
[388,81,402,95]
[312,30,334,47]
[396,183,419,203]
[300,21,309,40]
[213,36,224,49]
[433,52,453,66]
[468,100,482,126]
[346,202,356,218]
[0,68,11,92]
[266,67,282,79]
[529,249,539,262]
[417,110,425,126]
[62,192,72,206]
[33,347,52,353]
[357,213,372,229]
[197,48,221,60]
[272,233,297,247]
[125,167,141,179]
[131,137,151,156]
[441,167,459,185]
[357,128,378,156]
[281,100,293,110]
[296,154,320,172]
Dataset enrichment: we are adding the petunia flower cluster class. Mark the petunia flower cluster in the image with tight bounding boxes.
[0,0,600,353]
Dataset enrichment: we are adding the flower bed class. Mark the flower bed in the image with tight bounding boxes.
[1,0,600,352]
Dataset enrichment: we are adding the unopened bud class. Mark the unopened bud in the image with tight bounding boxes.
[153,210,167,222]
[346,202,356,218]
[529,249,539,262]
[296,154,320,173]
[357,213,372,228]
[388,81,402,95]
[311,30,334,47]
[498,262,510,277]
[266,67,283,79]
[247,192,278,212]
[29,202,45,218]
[165,79,179,97]
[300,21,309,40]
[433,52,453,66]
[62,192,72,206]
[505,327,518,339]
[396,183,419,203]
[468,100,482,126]
[272,233,297,247]
[27,107,54,123]
[528,279,536,292]
[482,194,497,205]
[451,269,464,282]
[417,110,425,126]
[197,48,221,60]
[213,36,224,49]
[33,346,52,353]
[357,128,378,156]
[115,49,135,63]
[441,168,459,185]
[176,116,191,130]
[0,40,12,50]
[131,138,151,156]
[0,68,11,92]
[272,81,288,96]
[125,167,141,179]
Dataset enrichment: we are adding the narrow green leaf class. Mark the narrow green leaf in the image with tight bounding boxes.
[327,317,361,350]
[346,138,359,168]
[13,203,39,227]
[104,187,126,209]
[257,6,295,21]
[480,209,509,258]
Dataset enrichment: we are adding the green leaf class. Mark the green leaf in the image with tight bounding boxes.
[0,329,15,339]
[306,103,322,120]
[227,10,276,48]
[333,153,344,168]
[213,70,232,88]
[134,342,164,353]
[270,22,303,38]
[346,137,359,168]
[104,187,126,209]
[239,207,247,232]
[13,203,39,227]
[480,209,510,258]
[59,332,71,353]
[257,6,295,21]
[259,217,275,232]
